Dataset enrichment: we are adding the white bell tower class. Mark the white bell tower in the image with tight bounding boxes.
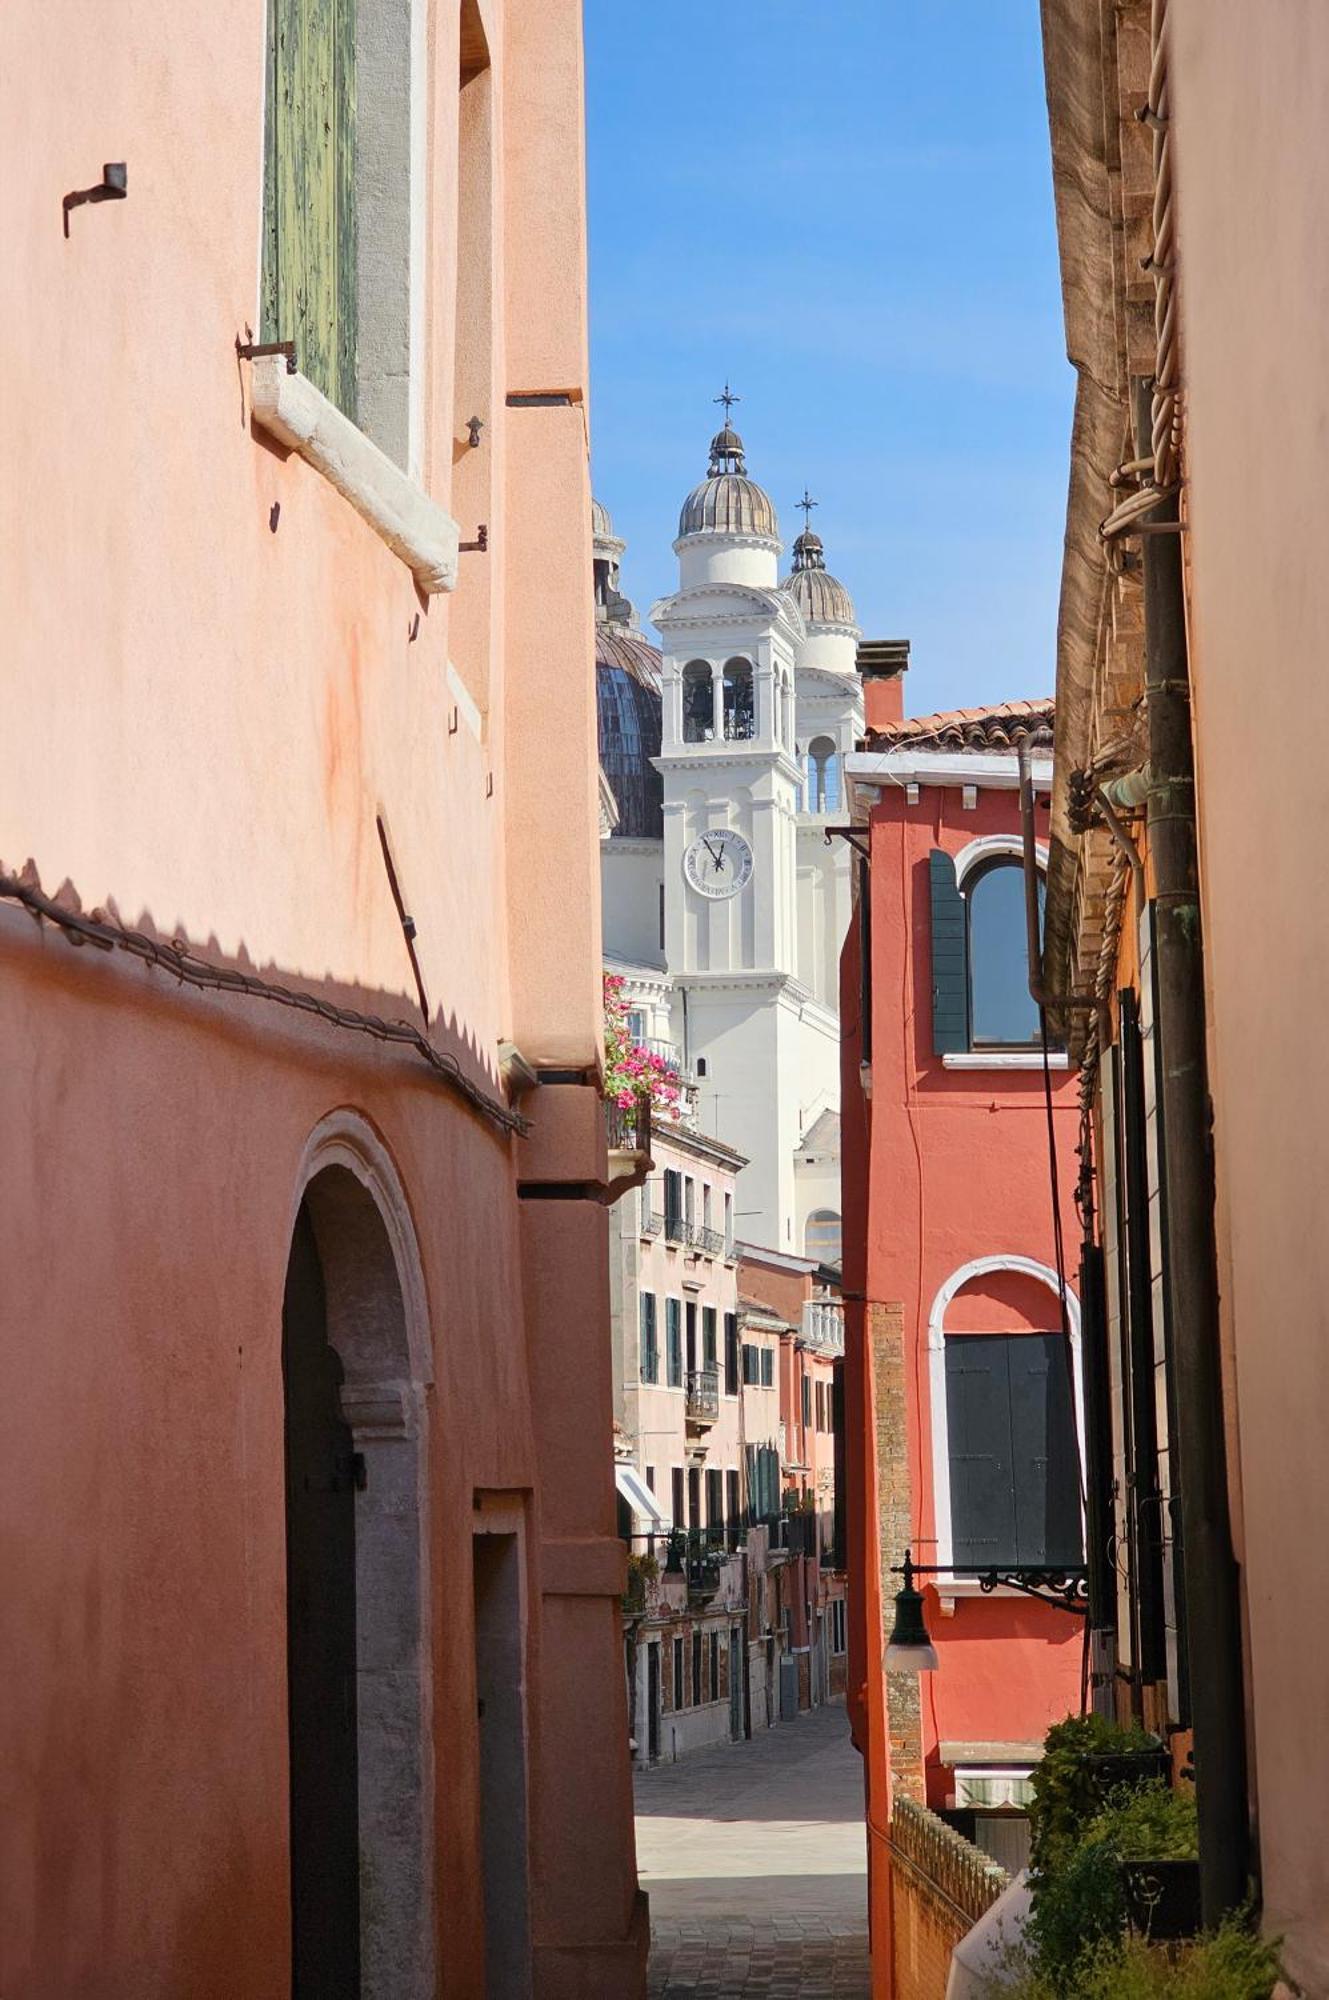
[653,404,810,1249]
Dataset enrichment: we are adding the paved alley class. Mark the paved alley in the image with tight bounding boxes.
[636,1700,870,1996]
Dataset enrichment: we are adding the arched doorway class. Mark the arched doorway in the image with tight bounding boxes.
[282,1117,435,2000]
[284,1204,361,1997]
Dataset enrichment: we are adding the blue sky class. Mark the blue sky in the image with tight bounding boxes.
[584,1,1072,717]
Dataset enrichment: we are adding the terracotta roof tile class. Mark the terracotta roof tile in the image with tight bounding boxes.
[864,697,1054,754]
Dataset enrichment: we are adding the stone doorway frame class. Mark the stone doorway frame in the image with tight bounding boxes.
[290,1110,436,2000]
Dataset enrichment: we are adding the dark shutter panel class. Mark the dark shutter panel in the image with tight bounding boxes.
[1009,1335,1083,1567]
[945,1335,1017,1564]
[262,0,357,416]
[929,848,969,1054]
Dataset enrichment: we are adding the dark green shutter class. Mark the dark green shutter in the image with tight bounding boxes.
[262,0,357,417]
[929,848,969,1054]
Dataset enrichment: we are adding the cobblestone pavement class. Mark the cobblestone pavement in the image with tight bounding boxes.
[636,1700,870,1997]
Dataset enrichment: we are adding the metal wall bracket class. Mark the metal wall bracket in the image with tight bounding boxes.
[459,524,489,553]
[63,163,127,237]
[236,337,297,372]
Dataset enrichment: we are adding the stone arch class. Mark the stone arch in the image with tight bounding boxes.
[285,1110,436,2000]
[681,658,714,742]
[722,657,754,740]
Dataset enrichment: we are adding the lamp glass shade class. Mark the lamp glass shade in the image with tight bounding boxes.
[884,1579,939,1673]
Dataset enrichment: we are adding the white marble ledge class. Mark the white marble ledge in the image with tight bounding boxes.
[249,356,459,593]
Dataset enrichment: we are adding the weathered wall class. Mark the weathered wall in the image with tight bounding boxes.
[1164,4,1329,1987]
[0,0,645,1991]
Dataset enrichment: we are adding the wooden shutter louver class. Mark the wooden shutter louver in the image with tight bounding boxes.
[929,848,969,1054]
[262,0,358,418]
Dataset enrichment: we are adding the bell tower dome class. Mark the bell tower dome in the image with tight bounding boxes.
[674,386,782,590]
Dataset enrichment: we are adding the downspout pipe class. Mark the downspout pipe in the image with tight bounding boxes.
[1131,379,1248,1922]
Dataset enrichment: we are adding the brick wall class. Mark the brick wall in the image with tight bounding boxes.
[889,1798,1009,2000]
[870,1299,924,1800]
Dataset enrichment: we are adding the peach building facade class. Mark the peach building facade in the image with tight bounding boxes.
[1,2,646,1995]
[1038,1,1329,1976]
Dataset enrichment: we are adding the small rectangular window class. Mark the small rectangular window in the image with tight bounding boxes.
[761,1348,774,1389]
[742,1343,758,1386]
[673,1635,685,1709]
[724,1313,739,1396]
[691,1631,703,1706]
[726,1468,741,1527]
[666,1300,683,1387]
[802,1376,812,1430]
[706,1467,723,1527]
[639,1294,658,1384]
[671,1466,685,1528]
[702,1306,717,1370]
[645,1465,656,1493]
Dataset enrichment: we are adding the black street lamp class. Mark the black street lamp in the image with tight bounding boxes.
[884,1549,1089,1673]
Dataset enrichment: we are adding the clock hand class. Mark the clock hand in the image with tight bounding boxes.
[702,837,724,870]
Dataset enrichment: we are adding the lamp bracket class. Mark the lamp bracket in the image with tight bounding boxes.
[893,1551,1088,1617]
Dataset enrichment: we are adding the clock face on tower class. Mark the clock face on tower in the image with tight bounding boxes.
[683,828,754,900]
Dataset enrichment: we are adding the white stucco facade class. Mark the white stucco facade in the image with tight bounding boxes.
[598,426,862,1255]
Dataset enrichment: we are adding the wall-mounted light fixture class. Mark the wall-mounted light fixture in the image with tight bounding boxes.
[884,1548,1088,1674]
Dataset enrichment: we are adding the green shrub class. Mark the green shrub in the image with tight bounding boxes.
[1028,1714,1163,1877]
[996,1920,1281,1999]
[1027,1783,1198,1990]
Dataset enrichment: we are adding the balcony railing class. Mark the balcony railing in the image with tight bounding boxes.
[685,1366,720,1425]
[605,1091,651,1157]
[801,1299,845,1354]
[664,1213,689,1245]
[694,1225,725,1257]
[640,1208,664,1237]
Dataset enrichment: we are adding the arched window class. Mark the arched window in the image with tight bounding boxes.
[723,659,754,741]
[682,660,713,743]
[967,859,1041,1045]
[805,1208,842,1267]
[930,1259,1082,1572]
[806,735,839,813]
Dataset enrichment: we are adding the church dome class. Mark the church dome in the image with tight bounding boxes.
[678,425,779,542]
[596,623,663,841]
[782,526,858,630]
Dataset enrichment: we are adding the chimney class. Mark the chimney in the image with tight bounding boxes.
[856,638,909,731]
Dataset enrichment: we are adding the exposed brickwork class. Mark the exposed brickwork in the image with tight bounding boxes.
[889,1798,1009,2000]
[870,1300,924,1801]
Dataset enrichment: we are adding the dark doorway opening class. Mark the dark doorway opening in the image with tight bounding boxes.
[473,1530,532,1999]
[283,1203,362,2000]
[647,1642,662,1762]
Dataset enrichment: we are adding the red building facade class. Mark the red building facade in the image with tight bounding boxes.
[840,689,1085,1974]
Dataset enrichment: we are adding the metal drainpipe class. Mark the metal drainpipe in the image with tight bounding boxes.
[1131,379,1247,1922]
[1017,744,1116,1673]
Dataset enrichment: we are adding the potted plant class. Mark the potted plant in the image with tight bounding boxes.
[1106,1784,1201,1942]
[1029,1714,1170,1879]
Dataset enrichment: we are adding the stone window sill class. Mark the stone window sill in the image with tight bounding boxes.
[941,1051,1070,1072]
[249,356,459,594]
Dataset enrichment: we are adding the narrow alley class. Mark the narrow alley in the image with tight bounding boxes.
[637,1701,869,1997]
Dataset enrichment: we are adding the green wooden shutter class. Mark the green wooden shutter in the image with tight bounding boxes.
[262,0,357,418]
[929,848,969,1054]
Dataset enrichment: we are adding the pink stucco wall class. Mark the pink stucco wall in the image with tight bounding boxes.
[0,0,645,1992]
[1163,6,1329,1985]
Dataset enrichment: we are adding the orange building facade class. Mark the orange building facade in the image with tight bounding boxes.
[840,690,1086,1985]
[1,2,646,1994]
